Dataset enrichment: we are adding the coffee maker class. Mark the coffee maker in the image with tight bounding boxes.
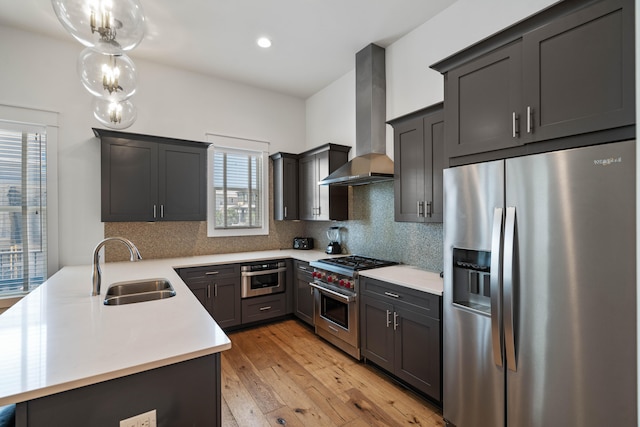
[325,226,342,254]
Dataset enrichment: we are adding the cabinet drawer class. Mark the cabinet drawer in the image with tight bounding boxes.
[241,293,287,324]
[177,264,240,284]
[361,277,441,320]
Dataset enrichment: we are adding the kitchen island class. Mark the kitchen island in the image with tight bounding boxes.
[0,249,335,426]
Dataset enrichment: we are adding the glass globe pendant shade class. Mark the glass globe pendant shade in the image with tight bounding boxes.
[51,0,145,51]
[78,47,137,101]
[93,98,137,129]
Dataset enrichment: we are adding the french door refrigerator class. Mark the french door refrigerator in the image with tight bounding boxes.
[442,140,636,427]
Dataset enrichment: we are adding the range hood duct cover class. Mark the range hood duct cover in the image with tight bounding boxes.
[319,44,394,186]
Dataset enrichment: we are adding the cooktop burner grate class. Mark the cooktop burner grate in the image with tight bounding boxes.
[317,255,398,271]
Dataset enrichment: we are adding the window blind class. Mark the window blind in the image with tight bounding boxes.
[212,147,263,229]
[0,123,47,294]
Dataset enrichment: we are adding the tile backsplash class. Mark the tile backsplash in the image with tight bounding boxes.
[105,179,443,272]
[304,181,443,273]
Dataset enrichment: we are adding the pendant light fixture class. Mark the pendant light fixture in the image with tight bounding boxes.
[77,45,138,100]
[51,0,145,129]
[51,0,145,52]
[93,98,137,129]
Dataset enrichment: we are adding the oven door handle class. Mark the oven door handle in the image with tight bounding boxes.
[309,282,355,303]
[241,267,287,277]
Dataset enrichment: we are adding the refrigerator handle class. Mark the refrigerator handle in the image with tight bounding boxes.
[490,207,504,367]
[504,207,517,372]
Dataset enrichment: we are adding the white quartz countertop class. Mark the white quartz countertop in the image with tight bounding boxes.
[0,249,334,406]
[359,265,444,296]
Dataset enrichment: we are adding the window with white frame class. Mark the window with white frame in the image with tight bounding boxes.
[0,121,47,295]
[206,134,269,237]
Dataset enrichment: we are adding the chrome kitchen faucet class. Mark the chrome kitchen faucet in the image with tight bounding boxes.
[92,237,142,296]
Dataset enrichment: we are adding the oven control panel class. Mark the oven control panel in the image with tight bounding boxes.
[312,269,355,290]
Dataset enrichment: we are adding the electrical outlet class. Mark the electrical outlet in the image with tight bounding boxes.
[119,409,157,427]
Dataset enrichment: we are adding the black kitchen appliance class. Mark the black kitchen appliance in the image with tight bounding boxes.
[325,226,342,254]
[293,237,314,250]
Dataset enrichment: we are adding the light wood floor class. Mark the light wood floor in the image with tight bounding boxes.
[221,318,444,426]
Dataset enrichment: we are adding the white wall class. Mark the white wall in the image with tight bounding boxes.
[305,70,355,151]
[0,25,306,268]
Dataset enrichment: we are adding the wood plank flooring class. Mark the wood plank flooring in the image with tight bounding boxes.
[221,319,444,426]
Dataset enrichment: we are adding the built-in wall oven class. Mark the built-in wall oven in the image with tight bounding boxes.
[309,256,397,359]
[241,260,287,298]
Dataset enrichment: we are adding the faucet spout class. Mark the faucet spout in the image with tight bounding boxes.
[92,237,142,296]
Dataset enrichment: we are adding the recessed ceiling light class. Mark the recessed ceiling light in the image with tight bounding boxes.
[257,37,272,48]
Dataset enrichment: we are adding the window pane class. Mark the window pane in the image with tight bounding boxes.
[212,149,263,229]
[0,126,46,294]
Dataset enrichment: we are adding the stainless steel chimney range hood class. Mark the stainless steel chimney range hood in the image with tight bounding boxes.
[319,44,394,186]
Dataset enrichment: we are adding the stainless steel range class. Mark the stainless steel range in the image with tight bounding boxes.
[309,255,398,359]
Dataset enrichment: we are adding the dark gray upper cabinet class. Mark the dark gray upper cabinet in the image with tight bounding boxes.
[444,42,523,159]
[388,103,444,223]
[432,0,635,164]
[95,128,208,222]
[521,0,634,141]
[298,144,350,221]
[270,152,299,220]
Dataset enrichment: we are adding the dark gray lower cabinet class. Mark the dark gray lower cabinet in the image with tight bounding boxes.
[241,292,288,324]
[16,354,221,427]
[178,259,294,329]
[360,277,442,402]
[293,260,314,326]
[177,264,242,329]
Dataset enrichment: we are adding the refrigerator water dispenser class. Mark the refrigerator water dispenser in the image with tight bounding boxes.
[452,248,491,314]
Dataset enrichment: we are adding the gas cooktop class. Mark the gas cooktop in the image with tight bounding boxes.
[314,255,398,271]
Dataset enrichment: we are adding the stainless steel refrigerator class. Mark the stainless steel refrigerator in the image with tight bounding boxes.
[442,140,636,427]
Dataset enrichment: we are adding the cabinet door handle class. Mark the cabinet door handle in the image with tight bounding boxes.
[259,306,272,311]
[386,309,391,328]
[161,204,165,218]
[205,271,219,276]
[214,283,218,297]
[284,206,288,218]
[384,291,400,299]
[426,201,433,218]
[153,204,157,219]
[417,201,423,218]
[207,284,210,299]
[393,312,399,331]
[526,106,533,134]
[512,112,519,138]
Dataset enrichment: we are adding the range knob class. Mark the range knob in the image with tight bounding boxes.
[327,276,334,282]
[339,279,345,287]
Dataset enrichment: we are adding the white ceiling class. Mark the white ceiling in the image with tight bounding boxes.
[0,0,456,98]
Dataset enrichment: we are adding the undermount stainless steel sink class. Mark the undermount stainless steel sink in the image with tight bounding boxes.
[104,278,176,306]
